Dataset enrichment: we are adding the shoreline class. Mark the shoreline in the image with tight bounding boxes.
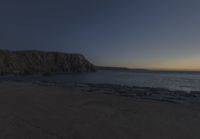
[34,80,200,105]
[1,79,200,105]
[1,69,200,92]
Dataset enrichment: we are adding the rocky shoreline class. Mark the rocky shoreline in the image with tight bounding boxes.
[2,78,200,104]
[80,84,200,104]
[32,80,200,105]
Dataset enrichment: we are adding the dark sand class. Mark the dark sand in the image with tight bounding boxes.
[0,81,200,139]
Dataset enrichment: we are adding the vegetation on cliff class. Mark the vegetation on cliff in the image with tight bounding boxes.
[0,50,96,75]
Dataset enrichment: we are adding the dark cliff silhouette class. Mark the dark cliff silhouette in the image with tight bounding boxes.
[0,50,96,75]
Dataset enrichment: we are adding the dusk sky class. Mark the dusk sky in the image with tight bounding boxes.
[1,0,200,70]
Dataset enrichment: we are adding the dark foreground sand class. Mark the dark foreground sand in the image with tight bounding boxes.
[1,81,200,139]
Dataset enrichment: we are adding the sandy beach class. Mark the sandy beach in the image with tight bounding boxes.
[0,81,200,139]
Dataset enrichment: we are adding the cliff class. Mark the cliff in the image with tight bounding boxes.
[0,50,96,75]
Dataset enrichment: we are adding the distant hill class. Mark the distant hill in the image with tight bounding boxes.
[0,50,96,75]
[97,66,200,74]
[97,66,150,72]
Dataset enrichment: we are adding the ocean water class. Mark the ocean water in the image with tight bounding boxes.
[1,70,200,92]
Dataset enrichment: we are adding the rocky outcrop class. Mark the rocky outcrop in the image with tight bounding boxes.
[0,50,96,74]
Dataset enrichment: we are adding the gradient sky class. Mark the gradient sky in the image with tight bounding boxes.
[1,0,200,70]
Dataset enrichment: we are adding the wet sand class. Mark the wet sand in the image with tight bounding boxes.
[0,81,200,139]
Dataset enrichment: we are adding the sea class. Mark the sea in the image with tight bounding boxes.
[1,70,200,92]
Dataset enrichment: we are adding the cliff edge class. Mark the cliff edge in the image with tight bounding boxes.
[0,50,96,74]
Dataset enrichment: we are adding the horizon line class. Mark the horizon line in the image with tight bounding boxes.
[98,66,200,72]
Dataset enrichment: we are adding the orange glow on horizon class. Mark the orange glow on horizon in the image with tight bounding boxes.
[125,55,200,71]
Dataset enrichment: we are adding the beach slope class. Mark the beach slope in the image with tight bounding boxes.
[0,81,200,139]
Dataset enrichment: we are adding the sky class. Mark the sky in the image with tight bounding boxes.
[1,0,200,70]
